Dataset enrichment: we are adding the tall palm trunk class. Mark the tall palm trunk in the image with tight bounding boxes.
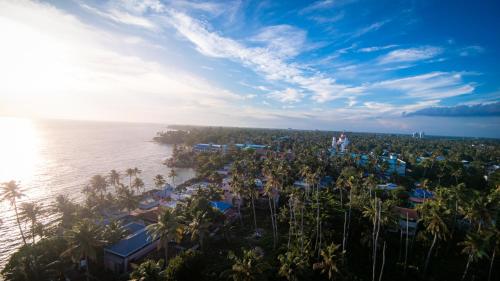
[462,254,472,281]
[287,199,293,250]
[404,213,409,273]
[13,200,27,246]
[268,196,276,248]
[488,248,496,281]
[85,255,90,281]
[423,233,437,277]
[372,201,381,281]
[378,241,386,281]
[31,218,36,244]
[272,195,279,244]
[342,211,347,253]
[164,243,169,266]
[251,194,257,232]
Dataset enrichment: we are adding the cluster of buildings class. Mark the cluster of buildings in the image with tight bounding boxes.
[329,133,407,176]
[102,178,239,273]
[193,143,269,154]
[412,131,425,139]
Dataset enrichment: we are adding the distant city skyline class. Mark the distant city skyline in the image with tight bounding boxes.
[1,0,499,137]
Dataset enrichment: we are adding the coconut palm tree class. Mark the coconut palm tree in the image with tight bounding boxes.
[19,202,44,244]
[130,259,165,281]
[89,174,107,200]
[187,211,211,251]
[62,219,103,281]
[133,167,142,178]
[1,180,27,245]
[117,185,138,213]
[313,242,343,280]
[418,199,450,278]
[168,168,178,189]
[53,194,76,228]
[154,174,166,189]
[225,247,269,281]
[132,177,145,194]
[102,220,127,245]
[278,245,311,281]
[460,232,489,280]
[108,170,121,192]
[126,168,135,189]
[147,209,184,264]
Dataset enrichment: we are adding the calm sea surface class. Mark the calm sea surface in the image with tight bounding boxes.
[0,117,195,270]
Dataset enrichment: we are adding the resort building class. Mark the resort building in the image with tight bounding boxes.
[104,222,158,273]
[193,143,228,153]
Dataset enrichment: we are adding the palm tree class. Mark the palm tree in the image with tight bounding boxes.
[117,187,138,214]
[62,219,103,281]
[313,242,343,280]
[419,200,449,278]
[225,247,269,281]
[130,259,165,281]
[133,167,142,178]
[168,168,178,189]
[108,170,120,192]
[460,232,489,280]
[132,177,145,194]
[278,246,310,281]
[89,174,107,200]
[53,194,76,228]
[103,220,127,245]
[1,180,27,245]
[147,209,184,264]
[154,174,166,189]
[126,168,135,189]
[187,211,211,251]
[19,202,44,244]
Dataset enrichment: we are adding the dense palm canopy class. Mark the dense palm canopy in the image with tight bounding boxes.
[2,126,500,281]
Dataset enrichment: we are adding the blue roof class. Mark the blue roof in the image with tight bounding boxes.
[412,188,434,199]
[210,201,232,212]
[105,223,155,258]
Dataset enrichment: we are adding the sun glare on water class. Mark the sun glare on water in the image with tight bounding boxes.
[0,117,40,186]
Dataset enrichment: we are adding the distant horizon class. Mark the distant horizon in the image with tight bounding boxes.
[2,115,498,140]
[1,1,499,139]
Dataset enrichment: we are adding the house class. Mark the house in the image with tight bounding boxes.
[235,143,269,154]
[376,183,399,191]
[380,154,406,176]
[104,222,158,273]
[210,201,233,213]
[193,143,228,153]
[138,197,159,210]
[393,206,418,236]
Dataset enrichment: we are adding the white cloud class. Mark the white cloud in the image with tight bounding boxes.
[459,45,484,57]
[378,46,442,64]
[268,88,304,103]
[80,3,158,30]
[352,20,389,38]
[357,44,398,53]
[371,72,474,99]
[0,0,241,123]
[166,10,359,103]
[250,25,307,58]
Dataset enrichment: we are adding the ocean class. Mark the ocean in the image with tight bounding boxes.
[0,117,195,270]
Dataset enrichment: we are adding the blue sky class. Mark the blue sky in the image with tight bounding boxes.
[0,0,499,137]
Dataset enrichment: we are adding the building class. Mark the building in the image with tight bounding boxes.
[331,133,350,153]
[104,222,158,273]
[193,143,228,153]
[235,143,269,154]
[380,154,406,176]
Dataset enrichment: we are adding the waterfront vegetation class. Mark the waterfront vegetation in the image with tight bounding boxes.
[1,126,499,281]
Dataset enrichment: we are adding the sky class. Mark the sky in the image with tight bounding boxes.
[0,0,499,138]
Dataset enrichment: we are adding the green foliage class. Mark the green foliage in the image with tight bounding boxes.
[1,238,69,281]
[130,259,165,281]
[164,250,205,281]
